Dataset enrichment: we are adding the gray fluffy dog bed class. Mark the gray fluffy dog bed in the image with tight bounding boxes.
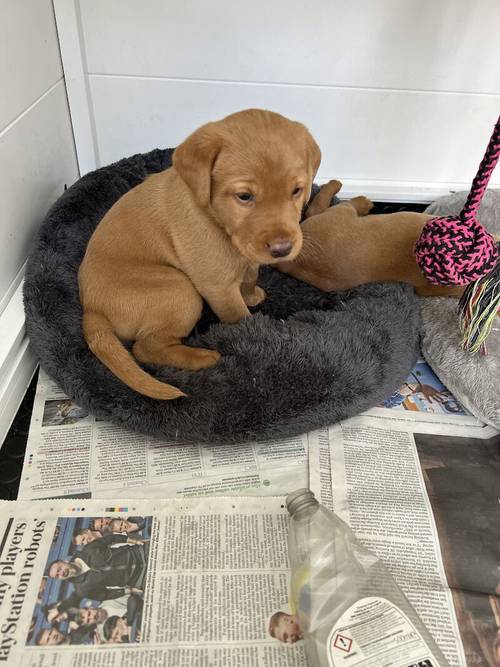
[24,148,421,444]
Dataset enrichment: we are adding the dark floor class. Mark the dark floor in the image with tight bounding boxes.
[0,370,38,499]
[369,201,427,215]
[0,200,428,501]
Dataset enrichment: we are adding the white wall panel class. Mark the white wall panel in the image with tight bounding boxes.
[55,0,500,197]
[0,0,63,130]
[0,82,79,311]
[0,2,80,441]
[90,76,500,194]
[80,0,500,94]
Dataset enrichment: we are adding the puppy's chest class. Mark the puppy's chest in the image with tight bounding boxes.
[193,249,251,285]
[170,227,250,284]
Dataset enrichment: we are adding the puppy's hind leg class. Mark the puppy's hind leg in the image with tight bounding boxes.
[132,270,220,371]
[134,330,221,370]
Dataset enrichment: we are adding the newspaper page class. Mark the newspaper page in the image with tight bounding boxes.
[18,370,309,500]
[309,404,500,666]
[18,358,474,501]
[0,496,308,666]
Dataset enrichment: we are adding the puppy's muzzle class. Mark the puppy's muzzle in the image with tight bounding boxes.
[267,239,294,258]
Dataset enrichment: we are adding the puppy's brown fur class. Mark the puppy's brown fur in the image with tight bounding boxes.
[277,180,473,298]
[78,109,321,399]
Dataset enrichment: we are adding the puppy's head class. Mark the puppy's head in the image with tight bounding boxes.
[173,109,321,264]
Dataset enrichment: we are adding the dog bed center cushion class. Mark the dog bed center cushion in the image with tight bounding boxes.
[24,148,421,444]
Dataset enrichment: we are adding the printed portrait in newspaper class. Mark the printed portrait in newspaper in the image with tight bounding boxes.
[380,361,466,416]
[415,432,500,667]
[268,566,309,645]
[41,399,91,427]
[268,609,303,645]
[26,514,153,646]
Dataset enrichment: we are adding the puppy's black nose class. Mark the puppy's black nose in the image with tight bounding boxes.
[268,241,293,258]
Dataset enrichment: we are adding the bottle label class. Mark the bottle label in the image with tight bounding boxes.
[327,596,438,667]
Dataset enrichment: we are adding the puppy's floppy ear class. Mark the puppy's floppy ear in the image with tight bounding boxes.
[303,131,322,202]
[173,122,222,207]
[306,132,321,179]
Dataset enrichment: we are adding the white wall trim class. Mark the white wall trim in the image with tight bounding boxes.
[0,261,26,319]
[89,72,500,99]
[0,281,37,447]
[315,177,468,204]
[53,0,98,174]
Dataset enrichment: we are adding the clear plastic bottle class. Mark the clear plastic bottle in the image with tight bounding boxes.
[286,489,449,667]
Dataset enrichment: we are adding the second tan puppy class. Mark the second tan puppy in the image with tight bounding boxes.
[277,180,470,298]
[78,109,321,400]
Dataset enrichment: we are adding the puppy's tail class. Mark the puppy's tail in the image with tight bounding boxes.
[82,312,185,400]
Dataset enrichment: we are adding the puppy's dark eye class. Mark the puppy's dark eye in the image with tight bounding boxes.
[292,187,303,197]
[235,192,254,203]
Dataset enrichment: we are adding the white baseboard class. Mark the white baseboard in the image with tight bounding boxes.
[0,281,37,448]
[315,177,467,204]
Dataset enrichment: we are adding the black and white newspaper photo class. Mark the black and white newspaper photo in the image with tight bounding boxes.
[416,432,500,666]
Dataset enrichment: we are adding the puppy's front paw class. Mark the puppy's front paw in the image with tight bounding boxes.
[243,286,266,307]
[350,196,374,216]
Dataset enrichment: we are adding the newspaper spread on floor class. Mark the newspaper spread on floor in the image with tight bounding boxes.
[0,496,309,665]
[17,370,309,500]
[18,359,484,501]
[14,359,500,665]
[308,411,500,666]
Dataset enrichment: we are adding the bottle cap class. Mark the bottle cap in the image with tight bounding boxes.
[286,488,319,516]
